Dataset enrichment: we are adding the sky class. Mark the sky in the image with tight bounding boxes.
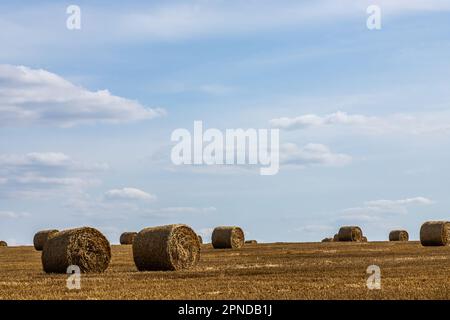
[1,0,450,245]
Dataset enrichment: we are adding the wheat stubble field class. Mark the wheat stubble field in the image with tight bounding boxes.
[0,241,449,300]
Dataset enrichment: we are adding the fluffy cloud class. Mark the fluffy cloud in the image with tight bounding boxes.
[365,197,434,208]
[338,197,434,222]
[151,141,351,175]
[67,190,216,220]
[0,65,165,127]
[270,111,450,135]
[0,152,105,198]
[104,188,156,201]
[0,152,70,167]
[271,112,373,130]
[281,143,352,167]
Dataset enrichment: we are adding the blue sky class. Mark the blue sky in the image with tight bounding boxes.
[1,0,450,244]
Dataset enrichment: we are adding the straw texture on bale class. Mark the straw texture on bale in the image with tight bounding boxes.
[333,234,339,242]
[0,241,7,247]
[389,230,409,242]
[321,238,333,243]
[197,235,203,244]
[245,240,258,244]
[133,224,200,271]
[33,229,59,251]
[420,221,450,246]
[120,232,137,245]
[42,227,111,273]
[212,226,245,249]
[338,226,363,242]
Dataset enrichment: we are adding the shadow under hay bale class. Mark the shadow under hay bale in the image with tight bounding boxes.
[42,227,111,273]
[212,226,245,249]
[420,221,450,246]
[120,232,137,245]
[321,238,333,243]
[133,224,200,271]
[389,230,409,242]
[338,226,363,242]
[0,241,7,247]
[245,240,258,244]
[33,229,59,251]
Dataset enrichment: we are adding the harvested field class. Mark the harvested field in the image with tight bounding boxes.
[0,241,449,299]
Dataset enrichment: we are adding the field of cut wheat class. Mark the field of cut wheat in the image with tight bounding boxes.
[0,241,449,300]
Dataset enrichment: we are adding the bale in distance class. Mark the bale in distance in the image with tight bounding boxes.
[42,227,111,273]
[321,238,333,243]
[120,232,137,245]
[389,230,409,242]
[420,221,450,246]
[197,235,203,244]
[0,241,7,247]
[33,229,59,251]
[362,236,368,242]
[212,226,245,249]
[338,226,363,242]
[133,224,200,271]
[245,240,258,244]
[333,234,339,242]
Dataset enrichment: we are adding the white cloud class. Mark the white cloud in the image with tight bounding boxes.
[0,65,165,127]
[104,188,156,202]
[0,152,71,169]
[281,143,352,168]
[67,191,216,220]
[0,210,30,219]
[338,196,434,222]
[295,196,432,239]
[270,111,373,130]
[1,0,449,61]
[116,0,450,41]
[365,197,434,208]
[0,152,105,198]
[151,141,351,175]
[270,111,450,135]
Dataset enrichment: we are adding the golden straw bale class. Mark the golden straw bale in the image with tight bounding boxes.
[133,224,201,271]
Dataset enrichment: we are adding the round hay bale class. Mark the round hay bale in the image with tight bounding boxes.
[321,238,333,243]
[212,226,245,249]
[33,229,59,251]
[245,240,258,244]
[42,227,111,273]
[197,235,203,244]
[333,234,339,242]
[338,226,363,242]
[133,224,200,271]
[120,232,137,245]
[0,241,7,247]
[389,230,409,242]
[362,236,368,242]
[420,221,450,246]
